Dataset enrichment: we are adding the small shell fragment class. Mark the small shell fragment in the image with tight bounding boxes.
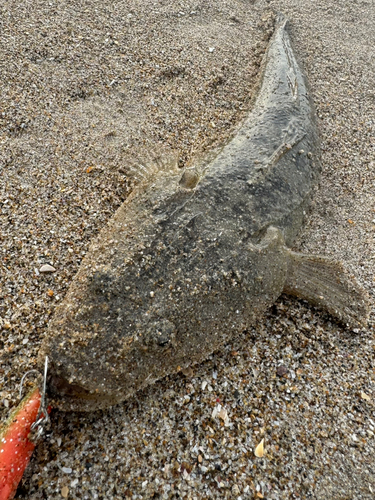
[61,486,69,498]
[40,264,56,273]
[218,408,227,421]
[212,405,220,419]
[361,392,371,401]
[254,438,265,458]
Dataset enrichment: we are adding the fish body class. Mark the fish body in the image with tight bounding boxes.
[41,17,368,411]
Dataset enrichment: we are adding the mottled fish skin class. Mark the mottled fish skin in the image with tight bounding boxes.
[41,16,321,411]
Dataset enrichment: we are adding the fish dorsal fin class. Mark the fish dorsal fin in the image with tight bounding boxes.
[125,149,180,189]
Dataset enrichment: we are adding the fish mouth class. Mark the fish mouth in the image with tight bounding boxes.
[49,373,96,399]
[47,373,117,411]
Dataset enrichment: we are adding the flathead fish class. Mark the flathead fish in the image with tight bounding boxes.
[40,16,369,411]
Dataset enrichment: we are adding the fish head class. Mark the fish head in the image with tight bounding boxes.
[41,226,288,412]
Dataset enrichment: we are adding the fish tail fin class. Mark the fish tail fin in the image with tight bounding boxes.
[283,251,370,329]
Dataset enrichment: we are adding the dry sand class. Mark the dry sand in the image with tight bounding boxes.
[0,0,374,498]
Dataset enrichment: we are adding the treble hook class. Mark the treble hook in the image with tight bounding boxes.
[19,356,50,440]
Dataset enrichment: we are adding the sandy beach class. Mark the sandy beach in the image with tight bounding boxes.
[1,0,374,498]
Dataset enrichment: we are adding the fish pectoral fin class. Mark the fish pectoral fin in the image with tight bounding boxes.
[283,251,370,329]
